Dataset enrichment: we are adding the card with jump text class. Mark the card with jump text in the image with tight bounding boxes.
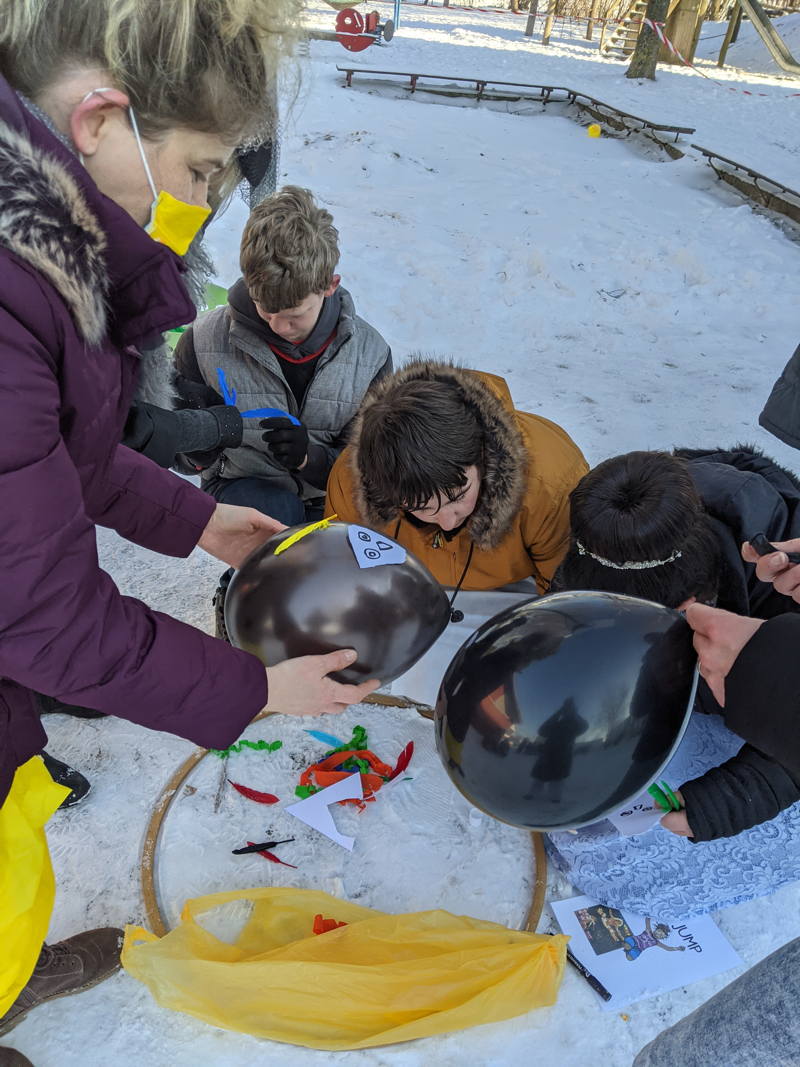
[551,895,742,1010]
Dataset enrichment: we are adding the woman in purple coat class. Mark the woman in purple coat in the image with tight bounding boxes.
[0,0,377,1039]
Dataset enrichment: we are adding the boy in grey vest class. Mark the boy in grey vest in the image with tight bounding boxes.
[174,186,392,634]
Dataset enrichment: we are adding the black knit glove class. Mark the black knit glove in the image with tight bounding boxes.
[260,416,309,471]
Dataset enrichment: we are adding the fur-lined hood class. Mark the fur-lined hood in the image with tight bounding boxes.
[348,359,528,551]
[0,82,195,406]
[0,118,109,346]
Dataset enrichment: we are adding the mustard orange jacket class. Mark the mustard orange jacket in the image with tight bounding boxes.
[325,362,588,593]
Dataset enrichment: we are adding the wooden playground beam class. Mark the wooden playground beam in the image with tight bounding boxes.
[692,143,800,226]
[336,66,696,139]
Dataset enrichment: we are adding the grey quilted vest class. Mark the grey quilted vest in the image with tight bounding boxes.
[191,288,389,498]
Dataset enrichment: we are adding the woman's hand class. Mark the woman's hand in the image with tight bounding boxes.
[264,649,380,717]
[742,537,800,603]
[684,603,764,707]
[198,502,286,568]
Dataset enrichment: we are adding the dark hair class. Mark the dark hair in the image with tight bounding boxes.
[653,923,670,939]
[552,451,720,609]
[358,380,484,514]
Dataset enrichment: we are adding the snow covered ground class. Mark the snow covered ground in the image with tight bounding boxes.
[7,5,800,1065]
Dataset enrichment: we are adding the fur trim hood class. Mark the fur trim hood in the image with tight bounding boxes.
[349,359,528,551]
[0,118,109,346]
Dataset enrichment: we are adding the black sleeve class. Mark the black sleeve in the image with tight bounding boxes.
[123,403,243,470]
[680,744,800,842]
[760,342,800,451]
[724,613,800,779]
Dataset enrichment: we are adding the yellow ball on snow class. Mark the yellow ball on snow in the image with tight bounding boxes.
[587,124,602,138]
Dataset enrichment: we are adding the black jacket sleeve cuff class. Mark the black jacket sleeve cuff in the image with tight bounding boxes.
[680,744,800,842]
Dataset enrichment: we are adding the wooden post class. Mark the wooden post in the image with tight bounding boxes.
[661,0,707,64]
[586,0,601,40]
[524,0,540,36]
[542,0,556,44]
[717,1,742,66]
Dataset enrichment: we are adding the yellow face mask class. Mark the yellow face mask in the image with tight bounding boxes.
[129,108,211,256]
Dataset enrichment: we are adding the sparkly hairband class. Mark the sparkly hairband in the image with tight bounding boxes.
[576,540,682,571]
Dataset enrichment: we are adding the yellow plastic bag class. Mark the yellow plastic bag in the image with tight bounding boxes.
[122,887,566,1050]
[0,756,70,1014]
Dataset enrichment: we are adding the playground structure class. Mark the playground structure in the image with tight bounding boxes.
[312,0,401,50]
[337,65,800,227]
[521,0,800,74]
[717,0,800,72]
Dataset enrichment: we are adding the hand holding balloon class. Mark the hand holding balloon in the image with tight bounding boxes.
[198,502,287,569]
[684,603,764,707]
[263,650,380,717]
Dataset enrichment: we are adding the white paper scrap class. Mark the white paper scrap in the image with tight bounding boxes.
[285,772,364,851]
[608,795,663,837]
[347,525,407,569]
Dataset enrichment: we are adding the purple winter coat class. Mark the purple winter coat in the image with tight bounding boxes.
[0,76,267,806]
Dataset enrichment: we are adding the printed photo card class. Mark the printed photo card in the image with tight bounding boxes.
[551,895,742,1010]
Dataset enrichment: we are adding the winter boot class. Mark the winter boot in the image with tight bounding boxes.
[41,752,91,809]
[0,929,123,1036]
[37,694,105,719]
[0,1049,34,1066]
[213,568,234,643]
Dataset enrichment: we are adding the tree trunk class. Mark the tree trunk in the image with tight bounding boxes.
[625,0,670,79]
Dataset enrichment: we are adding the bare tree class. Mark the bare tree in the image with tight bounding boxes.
[626,0,670,78]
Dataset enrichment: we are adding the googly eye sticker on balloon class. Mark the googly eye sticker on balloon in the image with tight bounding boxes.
[347,525,407,569]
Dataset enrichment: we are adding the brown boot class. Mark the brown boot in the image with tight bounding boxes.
[0,928,123,1036]
[0,1049,34,1066]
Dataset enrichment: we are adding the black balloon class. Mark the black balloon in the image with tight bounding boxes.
[225,520,450,684]
[435,591,697,831]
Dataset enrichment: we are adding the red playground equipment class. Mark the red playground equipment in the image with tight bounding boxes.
[335,8,396,51]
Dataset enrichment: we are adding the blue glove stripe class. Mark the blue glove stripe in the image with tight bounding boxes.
[242,406,302,425]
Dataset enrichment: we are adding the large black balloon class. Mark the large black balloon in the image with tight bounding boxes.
[226,521,450,684]
[435,591,697,831]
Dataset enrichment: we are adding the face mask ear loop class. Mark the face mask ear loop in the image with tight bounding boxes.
[128,106,159,201]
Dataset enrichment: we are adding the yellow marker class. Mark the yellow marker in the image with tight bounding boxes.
[587,123,602,138]
[273,515,338,556]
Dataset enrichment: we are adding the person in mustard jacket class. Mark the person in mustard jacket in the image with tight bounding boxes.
[325,360,588,596]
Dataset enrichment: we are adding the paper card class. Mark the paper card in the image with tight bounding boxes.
[284,773,364,851]
[551,895,742,1011]
[347,525,407,569]
[607,795,663,837]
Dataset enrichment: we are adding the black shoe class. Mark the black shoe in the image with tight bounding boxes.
[213,569,234,644]
[37,694,105,719]
[41,752,91,809]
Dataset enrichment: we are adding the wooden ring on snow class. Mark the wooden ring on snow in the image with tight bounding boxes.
[140,696,547,937]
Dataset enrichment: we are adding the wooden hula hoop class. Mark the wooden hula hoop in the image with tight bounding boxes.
[141,695,547,937]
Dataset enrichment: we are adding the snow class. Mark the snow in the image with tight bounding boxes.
[7,4,800,1064]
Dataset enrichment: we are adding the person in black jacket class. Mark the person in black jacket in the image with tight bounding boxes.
[552,446,800,842]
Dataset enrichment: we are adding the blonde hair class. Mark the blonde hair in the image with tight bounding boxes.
[0,0,300,141]
[241,185,340,312]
